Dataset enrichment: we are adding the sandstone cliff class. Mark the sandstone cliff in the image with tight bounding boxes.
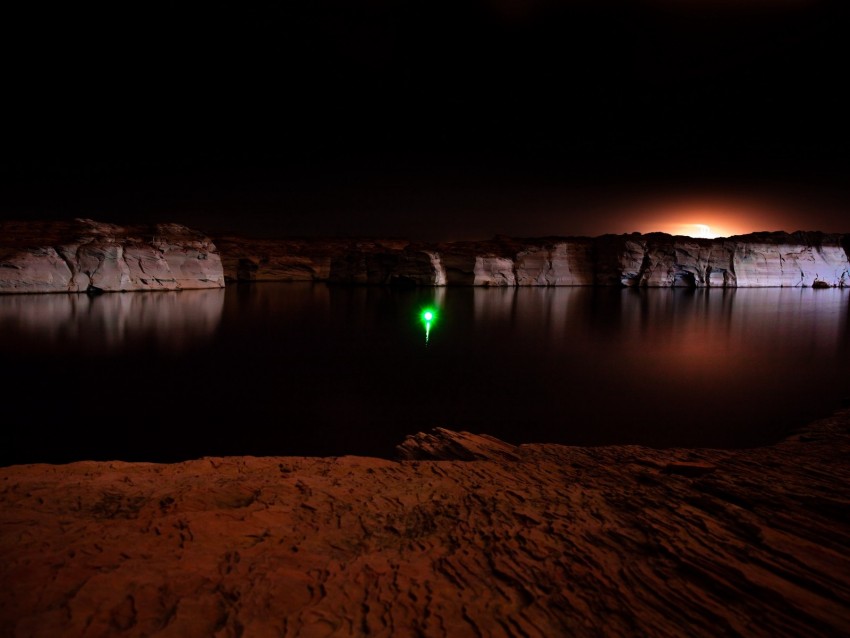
[0,219,225,293]
[3,220,848,292]
[2,410,849,637]
[217,230,850,288]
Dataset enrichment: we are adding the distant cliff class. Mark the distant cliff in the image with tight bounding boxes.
[0,219,225,293]
[217,230,850,288]
[2,221,848,293]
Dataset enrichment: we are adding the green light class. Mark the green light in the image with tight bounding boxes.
[420,307,438,324]
[420,307,438,346]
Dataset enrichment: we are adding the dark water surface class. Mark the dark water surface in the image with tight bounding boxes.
[2,284,849,465]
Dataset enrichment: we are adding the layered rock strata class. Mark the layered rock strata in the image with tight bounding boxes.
[3,221,848,291]
[0,219,225,293]
[213,235,440,286]
[2,410,849,637]
[217,230,850,288]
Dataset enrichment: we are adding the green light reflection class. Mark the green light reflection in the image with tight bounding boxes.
[420,306,438,346]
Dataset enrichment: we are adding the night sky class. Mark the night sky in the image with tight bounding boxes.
[2,0,848,240]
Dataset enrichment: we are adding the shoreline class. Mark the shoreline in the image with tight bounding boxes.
[4,396,847,469]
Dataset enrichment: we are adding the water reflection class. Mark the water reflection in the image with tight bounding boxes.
[0,289,224,354]
[466,287,849,448]
[473,287,849,357]
[473,287,595,346]
[2,284,849,464]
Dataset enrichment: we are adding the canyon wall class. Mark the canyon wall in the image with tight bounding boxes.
[0,219,225,293]
[218,230,850,288]
[2,221,848,292]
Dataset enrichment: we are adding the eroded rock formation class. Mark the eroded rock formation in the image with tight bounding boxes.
[3,221,848,291]
[216,230,850,288]
[2,410,849,637]
[0,219,225,293]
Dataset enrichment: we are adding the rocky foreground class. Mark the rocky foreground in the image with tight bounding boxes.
[2,219,849,292]
[2,412,849,637]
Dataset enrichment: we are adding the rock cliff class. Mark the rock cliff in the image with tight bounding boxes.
[0,219,225,293]
[217,230,850,288]
[3,221,848,291]
[2,410,849,637]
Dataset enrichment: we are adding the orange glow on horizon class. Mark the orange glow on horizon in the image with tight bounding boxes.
[649,221,741,239]
[663,223,718,238]
[622,194,790,238]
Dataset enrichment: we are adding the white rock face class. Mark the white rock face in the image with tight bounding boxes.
[515,241,595,285]
[617,239,648,286]
[731,240,849,287]
[6,223,847,291]
[424,251,447,286]
[162,229,850,289]
[585,232,849,288]
[634,238,717,287]
[0,219,225,293]
[0,247,75,292]
[473,256,516,286]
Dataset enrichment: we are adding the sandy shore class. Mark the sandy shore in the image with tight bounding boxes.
[2,411,849,637]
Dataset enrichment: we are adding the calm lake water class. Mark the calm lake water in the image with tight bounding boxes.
[1,284,848,465]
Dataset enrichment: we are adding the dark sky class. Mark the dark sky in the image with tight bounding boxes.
[2,0,848,240]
